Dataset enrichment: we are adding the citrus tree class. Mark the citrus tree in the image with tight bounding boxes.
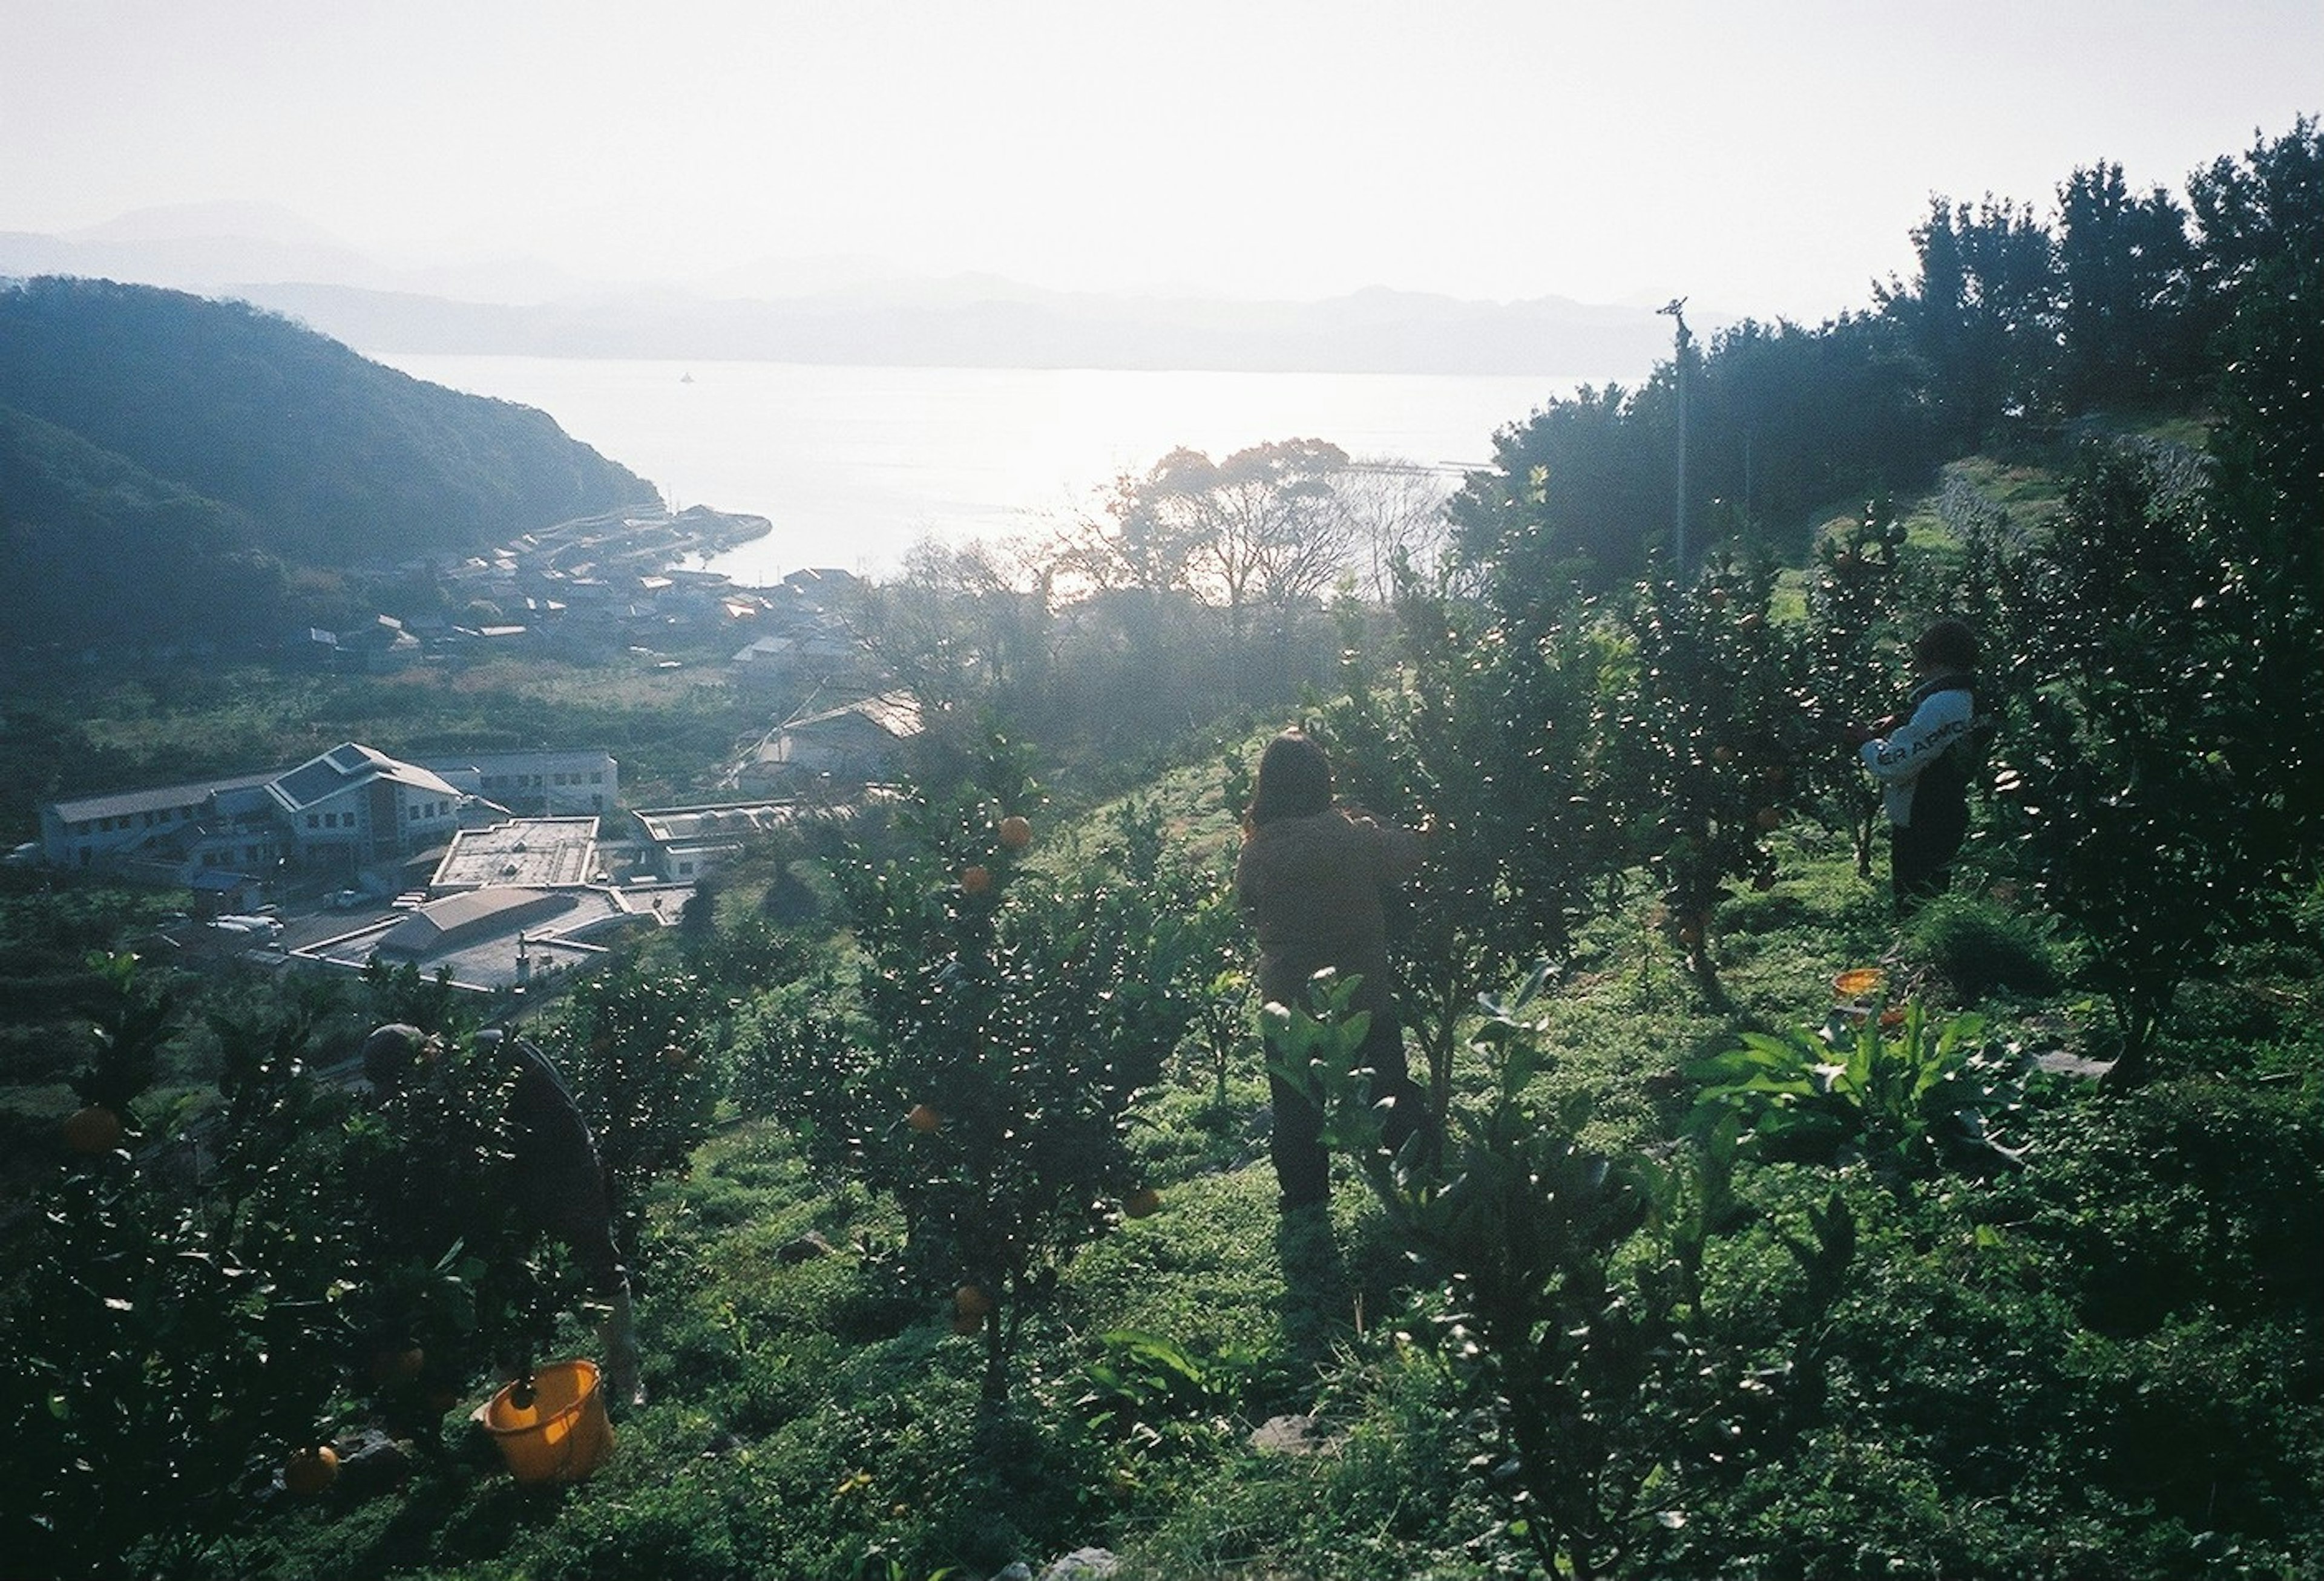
[1600,556,1813,978]
[2,962,359,1579]
[1996,443,2289,1081]
[542,961,723,1238]
[1314,574,1617,1143]
[811,751,1206,1404]
[1797,502,1913,878]
[337,1026,562,1430]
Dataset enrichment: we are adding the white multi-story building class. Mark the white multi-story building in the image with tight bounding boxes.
[418,749,619,816]
[35,742,619,885]
[39,772,283,874]
[267,743,467,871]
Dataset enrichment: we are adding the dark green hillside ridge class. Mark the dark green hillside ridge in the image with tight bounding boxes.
[0,402,292,650]
[0,276,658,568]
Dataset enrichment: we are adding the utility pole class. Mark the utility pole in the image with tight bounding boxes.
[1659,297,1691,582]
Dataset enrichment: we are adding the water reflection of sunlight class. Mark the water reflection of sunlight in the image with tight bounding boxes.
[383,355,1584,583]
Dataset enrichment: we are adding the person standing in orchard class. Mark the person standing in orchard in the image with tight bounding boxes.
[1843,619,1995,909]
[360,1023,644,1409]
[1234,729,1430,1212]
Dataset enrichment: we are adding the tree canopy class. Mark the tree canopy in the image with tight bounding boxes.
[1448,117,2324,608]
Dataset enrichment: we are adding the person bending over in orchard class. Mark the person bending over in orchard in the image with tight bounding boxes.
[1843,618,1995,910]
[361,1023,643,1408]
[1234,729,1430,1213]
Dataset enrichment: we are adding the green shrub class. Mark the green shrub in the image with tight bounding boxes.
[1274,967,1789,1580]
[1902,892,2067,999]
[1685,1001,2032,1186]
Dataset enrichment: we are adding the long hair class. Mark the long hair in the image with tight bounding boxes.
[1247,730,1333,828]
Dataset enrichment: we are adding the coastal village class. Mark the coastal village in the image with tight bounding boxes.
[22,504,925,1004]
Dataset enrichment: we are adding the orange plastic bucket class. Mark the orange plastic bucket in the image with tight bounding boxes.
[475,1360,614,1483]
[1832,967,1884,1001]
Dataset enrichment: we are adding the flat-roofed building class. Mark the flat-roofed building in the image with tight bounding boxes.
[431,817,602,893]
[632,800,795,880]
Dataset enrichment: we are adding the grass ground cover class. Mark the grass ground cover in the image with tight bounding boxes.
[190,769,2321,1579]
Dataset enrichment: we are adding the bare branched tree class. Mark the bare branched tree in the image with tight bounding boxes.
[1334,459,1457,603]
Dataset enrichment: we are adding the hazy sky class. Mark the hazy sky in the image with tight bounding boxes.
[4,0,2317,320]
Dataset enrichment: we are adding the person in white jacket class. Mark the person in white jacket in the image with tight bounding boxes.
[1844,620,1991,908]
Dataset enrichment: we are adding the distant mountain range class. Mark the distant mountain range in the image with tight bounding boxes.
[0,204,1676,378]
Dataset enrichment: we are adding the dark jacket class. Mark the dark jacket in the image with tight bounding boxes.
[503,1037,623,1295]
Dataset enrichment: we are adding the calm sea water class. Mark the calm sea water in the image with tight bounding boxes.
[381,355,1603,584]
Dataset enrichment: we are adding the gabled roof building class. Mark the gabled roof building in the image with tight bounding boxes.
[269,743,467,869]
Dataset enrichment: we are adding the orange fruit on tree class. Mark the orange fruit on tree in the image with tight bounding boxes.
[62,1105,122,1156]
[959,864,993,895]
[283,1444,340,1497]
[950,1309,985,1336]
[1123,1187,1163,1219]
[997,815,1032,851]
[1712,744,1736,765]
[906,1102,942,1133]
[953,1283,995,1318]
[1753,806,1783,831]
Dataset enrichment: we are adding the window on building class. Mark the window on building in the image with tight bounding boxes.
[308,814,320,828]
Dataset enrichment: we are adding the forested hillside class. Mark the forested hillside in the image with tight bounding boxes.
[0,403,294,650]
[0,277,657,652]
